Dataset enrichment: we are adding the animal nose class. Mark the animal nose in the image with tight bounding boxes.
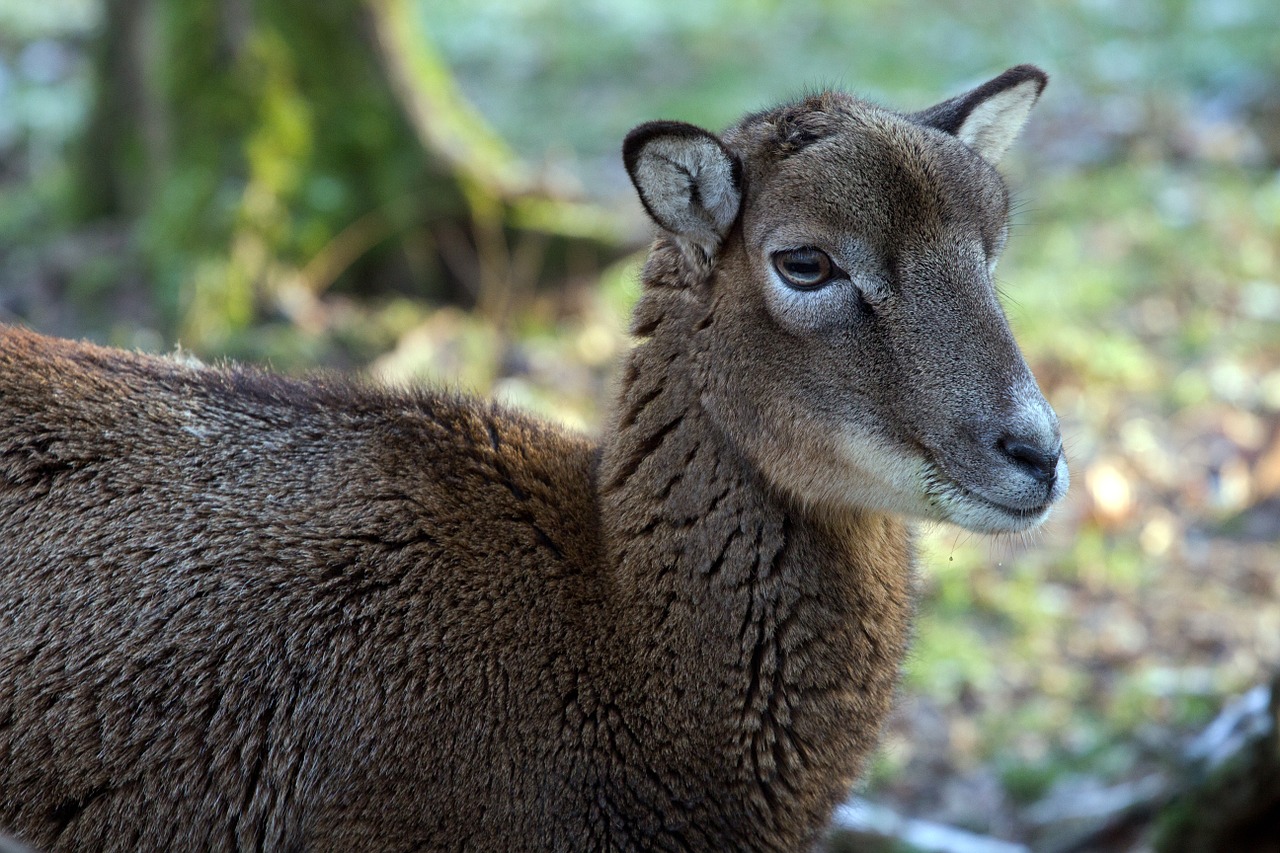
[996,435,1061,485]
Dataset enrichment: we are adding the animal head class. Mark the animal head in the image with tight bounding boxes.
[623,65,1067,534]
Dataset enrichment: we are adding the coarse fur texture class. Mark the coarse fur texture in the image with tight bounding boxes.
[1,66,1064,851]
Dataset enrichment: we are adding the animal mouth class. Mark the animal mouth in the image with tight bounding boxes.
[948,477,1053,519]
[923,460,1056,529]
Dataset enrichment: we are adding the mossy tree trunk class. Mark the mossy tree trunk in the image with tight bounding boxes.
[73,0,618,350]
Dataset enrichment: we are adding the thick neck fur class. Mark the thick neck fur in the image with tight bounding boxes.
[594,244,916,849]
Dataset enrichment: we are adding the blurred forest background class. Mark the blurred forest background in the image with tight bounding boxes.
[0,0,1278,849]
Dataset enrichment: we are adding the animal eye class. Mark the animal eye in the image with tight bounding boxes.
[773,248,838,289]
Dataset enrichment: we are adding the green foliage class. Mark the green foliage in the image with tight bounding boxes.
[137,0,446,344]
[422,0,1280,182]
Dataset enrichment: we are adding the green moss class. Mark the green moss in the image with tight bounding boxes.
[1000,761,1060,806]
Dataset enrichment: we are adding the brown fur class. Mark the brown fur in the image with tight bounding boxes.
[1,67,1061,851]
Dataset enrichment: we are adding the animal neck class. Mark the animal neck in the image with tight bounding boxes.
[594,281,916,837]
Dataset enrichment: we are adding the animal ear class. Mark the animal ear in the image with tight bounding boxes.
[912,64,1048,166]
[623,121,742,256]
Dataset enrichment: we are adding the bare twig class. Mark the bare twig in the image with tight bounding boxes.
[828,797,1031,853]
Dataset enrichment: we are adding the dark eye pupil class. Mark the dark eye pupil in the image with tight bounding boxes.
[775,248,833,288]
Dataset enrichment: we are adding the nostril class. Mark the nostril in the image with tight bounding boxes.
[997,436,1061,485]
